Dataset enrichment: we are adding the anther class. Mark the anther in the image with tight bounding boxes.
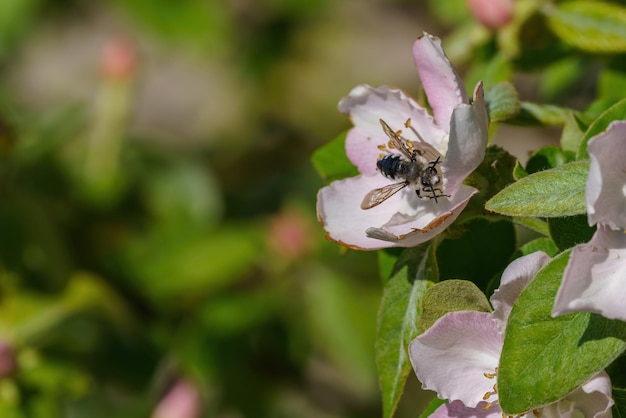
[482,402,494,411]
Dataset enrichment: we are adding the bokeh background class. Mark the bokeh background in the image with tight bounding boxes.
[0,0,567,417]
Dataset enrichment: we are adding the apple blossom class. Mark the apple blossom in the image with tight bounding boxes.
[316,32,488,250]
[409,252,614,417]
[553,120,626,321]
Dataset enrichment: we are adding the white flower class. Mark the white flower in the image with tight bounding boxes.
[316,33,488,250]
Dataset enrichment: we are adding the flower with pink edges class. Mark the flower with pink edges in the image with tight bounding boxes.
[553,120,626,322]
[409,252,614,418]
[316,32,488,250]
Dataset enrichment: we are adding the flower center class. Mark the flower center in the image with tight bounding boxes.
[481,367,499,411]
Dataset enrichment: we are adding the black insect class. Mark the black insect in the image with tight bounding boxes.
[361,119,448,210]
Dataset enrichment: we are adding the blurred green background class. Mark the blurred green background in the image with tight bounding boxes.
[0,0,576,416]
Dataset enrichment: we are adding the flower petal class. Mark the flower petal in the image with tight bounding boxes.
[541,371,613,418]
[586,120,626,229]
[413,33,468,129]
[552,225,626,321]
[430,400,502,418]
[316,174,405,250]
[365,184,477,247]
[338,85,447,174]
[441,82,489,196]
[409,311,502,408]
[491,251,551,334]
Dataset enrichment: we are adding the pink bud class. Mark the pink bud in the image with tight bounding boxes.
[101,37,137,81]
[466,0,514,30]
[268,209,316,260]
[152,379,202,418]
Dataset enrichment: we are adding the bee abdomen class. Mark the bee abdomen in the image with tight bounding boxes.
[377,155,419,182]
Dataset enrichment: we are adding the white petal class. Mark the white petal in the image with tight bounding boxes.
[441,82,489,197]
[316,174,405,250]
[412,33,468,129]
[365,185,477,247]
[491,251,551,334]
[587,120,626,229]
[542,371,614,418]
[338,85,447,174]
[409,311,502,408]
[553,225,626,321]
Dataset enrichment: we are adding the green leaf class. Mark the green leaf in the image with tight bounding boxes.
[546,1,626,53]
[311,132,358,183]
[577,98,626,159]
[560,111,590,154]
[485,82,520,123]
[418,397,446,418]
[513,217,550,236]
[485,161,589,217]
[539,57,587,101]
[499,251,626,415]
[548,214,595,251]
[304,266,378,394]
[519,237,559,257]
[376,244,438,418]
[507,102,571,126]
[513,160,528,180]
[419,280,491,332]
[525,145,573,174]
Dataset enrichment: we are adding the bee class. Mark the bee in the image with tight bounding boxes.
[361,119,448,210]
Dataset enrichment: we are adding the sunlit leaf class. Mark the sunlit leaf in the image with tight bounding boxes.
[486,161,589,217]
[419,280,491,332]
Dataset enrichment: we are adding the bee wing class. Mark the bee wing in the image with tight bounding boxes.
[412,139,443,163]
[361,182,408,210]
[379,119,414,160]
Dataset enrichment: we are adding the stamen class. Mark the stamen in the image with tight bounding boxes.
[482,402,493,411]
[483,371,497,379]
[387,140,395,149]
[404,118,411,128]
[377,144,387,151]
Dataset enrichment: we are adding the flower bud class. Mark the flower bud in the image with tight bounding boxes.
[466,0,514,30]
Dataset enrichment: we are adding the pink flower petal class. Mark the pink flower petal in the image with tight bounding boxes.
[317,174,415,250]
[586,120,626,230]
[365,185,477,247]
[441,82,489,197]
[338,85,447,174]
[553,225,626,321]
[431,400,502,418]
[413,33,468,129]
[491,251,551,334]
[409,311,502,408]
